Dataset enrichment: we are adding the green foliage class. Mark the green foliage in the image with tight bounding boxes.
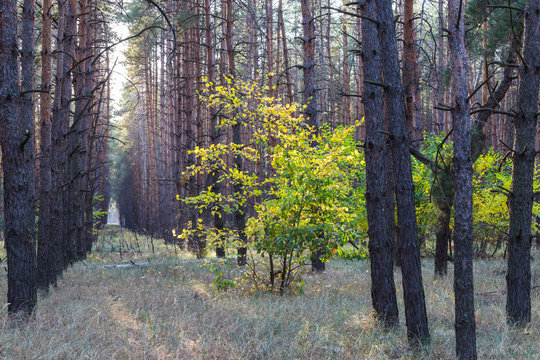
[472,149,511,255]
[466,0,525,59]
[183,79,368,293]
[93,195,108,224]
[335,245,369,262]
[412,132,540,257]
[209,259,237,292]
[412,132,454,240]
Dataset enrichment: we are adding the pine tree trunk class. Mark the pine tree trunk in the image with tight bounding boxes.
[403,0,421,144]
[375,0,429,344]
[360,0,399,328]
[448,0,477,355]
[341,21,351,126]
[0,0,37,315]
[506,0,540,326]
[37,0,54,290]
[301,0,324,272]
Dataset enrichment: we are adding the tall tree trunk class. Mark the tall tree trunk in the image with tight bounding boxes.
[37,0,54,290]
[278,0,293,104]
[326,0,336,125]
[341,21,351,126]
[301,0,324,272]
[223,0,247,265]
[266,0,274,97]
[21,0,36,196]
[436,0,445,133]
[506,0,540,326]
[403,0,421,145]
[204,0,225,258]
[375,0,429,343]
[0,0,37,315]
[448,0,477,355]
[360,0,399,328]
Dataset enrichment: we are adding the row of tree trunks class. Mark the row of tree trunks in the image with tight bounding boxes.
[34,0,112,293]
[0,0,37,315]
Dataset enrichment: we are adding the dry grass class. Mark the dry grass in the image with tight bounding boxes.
[0,229,538,359]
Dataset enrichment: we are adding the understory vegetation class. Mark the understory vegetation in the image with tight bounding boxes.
[0,227,538,359]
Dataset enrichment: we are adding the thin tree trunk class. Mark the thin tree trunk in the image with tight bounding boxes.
[341,21,351,126]
[37,0,54,290]
[204,0,225,258]
[278,0,293,104]
[301,0,324,272]
[266,0,274,97]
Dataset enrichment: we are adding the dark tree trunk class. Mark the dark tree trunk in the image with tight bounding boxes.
[375,0,429,344]
[37,0,54,290]
[21,0,36,196]
[223,0,247,265]
[434,203,451,276]
[448,0,477,355]
[403,0,421,144]
[204,0,225,258]
[506,0,540,326]
[360,0,399,328]
[0,0,37,315]
[301,0,319,132]
[301,0,324,272]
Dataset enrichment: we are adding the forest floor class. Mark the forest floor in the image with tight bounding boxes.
[0,226,539,359]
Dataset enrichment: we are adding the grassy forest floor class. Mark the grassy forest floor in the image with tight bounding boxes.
[0,226,539,359]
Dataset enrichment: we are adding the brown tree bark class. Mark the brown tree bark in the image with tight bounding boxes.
[37,0,54,290]
[403,0,421,144]
[301,0,324,272]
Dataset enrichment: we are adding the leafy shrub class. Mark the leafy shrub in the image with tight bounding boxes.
[183,79,369,293]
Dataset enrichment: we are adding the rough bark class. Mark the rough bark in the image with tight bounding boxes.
[403,0,421,144]
[37,0,54,290]
[448,0,477,355]
[375,0,429,343]
[360,0,399,328]
[301,0,319,132]
[301,0,324,272]
[278,0,293,104]
[21,0,36,195]
[506,0,540,326]
[204,0,225,258]
[223,0,247,265]
[0,0,37,315]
